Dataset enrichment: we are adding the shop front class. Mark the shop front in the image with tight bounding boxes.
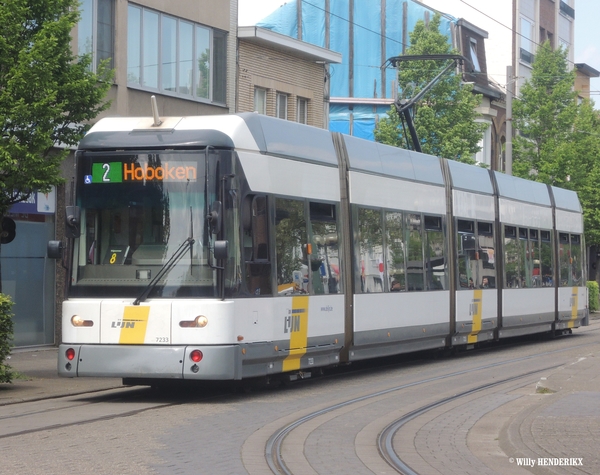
[1,189,56,347]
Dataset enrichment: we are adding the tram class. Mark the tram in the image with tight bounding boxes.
[49,112,588,384]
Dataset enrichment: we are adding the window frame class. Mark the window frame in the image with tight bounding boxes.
[469,38,481,72]
[297,97,308,124]
[78,0,115,71]
[254,87,267,115]
[276,93,288,120]
[126,3,227,104]
[274,197,341,296]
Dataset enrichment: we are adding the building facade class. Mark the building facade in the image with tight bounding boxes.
[237,26,341,128]
[454,19,505,171]
[515,0,575,94]
[252,0,458,141]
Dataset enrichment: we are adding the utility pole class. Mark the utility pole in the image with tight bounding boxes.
[505,65,513,175]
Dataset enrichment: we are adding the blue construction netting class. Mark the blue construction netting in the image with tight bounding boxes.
[256,0,455,140]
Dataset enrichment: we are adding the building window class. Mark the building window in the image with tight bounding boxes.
[297,98,308,124]
[276,93,288,119]
[79,0,114,70]
[559,1,575,19]
[127,4,227,104]
[520,16,534,64]
[558,13,572,53]
[254,88,267,114]
[469,38,481,72]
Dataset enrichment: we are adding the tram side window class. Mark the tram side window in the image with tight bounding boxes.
[308,202,340,294]
[406,214,424,291]
[357,207,384,293]
[457,220,476,289]
[518,228,531,287]
[385,211,405,291]
[504,226,524,288]
[528,229,541,287]
[478,222,496,288]
[243,195,272,296]
[424,216,446,290]
[458,220,495,289]
[540,230,553,286]
[559,233,582,286]
[275,199,307,294]
[571,235,583,285]
[559,233,570,286]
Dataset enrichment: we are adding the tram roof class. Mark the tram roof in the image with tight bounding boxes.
[493,171,552,207]
[446,160,494,194]
[236,113,339,166]
[340,134,445,185]
[551,185,582,212]
[78,113,340,167]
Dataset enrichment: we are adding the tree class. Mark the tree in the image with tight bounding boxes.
[0,0,113,290]
[512,41,600,246]
[374,14,487,163]
[512,42,578,181]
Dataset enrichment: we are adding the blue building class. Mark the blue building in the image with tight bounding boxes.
[256,0,455,140]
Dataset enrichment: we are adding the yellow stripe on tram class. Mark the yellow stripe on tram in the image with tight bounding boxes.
[119,306,151,344]
[569,287,578,329]
[282,295,309,372]
[467,289,483,344]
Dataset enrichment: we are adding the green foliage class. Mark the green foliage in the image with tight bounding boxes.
[0,0,113,218]
[512,41,600,245]
[374,14,487,162]
[512,42,578,180]
[587,281,599,312]
[0,294,14,383]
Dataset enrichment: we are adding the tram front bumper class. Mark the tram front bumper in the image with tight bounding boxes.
[58,344,240,380]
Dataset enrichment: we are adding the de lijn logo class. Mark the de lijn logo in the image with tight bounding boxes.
[85,162,197,184]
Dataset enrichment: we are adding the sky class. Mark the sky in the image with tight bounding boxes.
[238,0,600,104]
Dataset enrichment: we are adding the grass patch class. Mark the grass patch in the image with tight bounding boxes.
[536,386,556,394]
[12,371,33,381]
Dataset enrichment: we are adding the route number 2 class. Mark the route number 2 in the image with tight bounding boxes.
[103,163,111,182]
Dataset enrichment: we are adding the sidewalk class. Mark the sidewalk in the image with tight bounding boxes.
[0,347,122,405]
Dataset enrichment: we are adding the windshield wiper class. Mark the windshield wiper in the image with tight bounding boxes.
[133,237,195,305]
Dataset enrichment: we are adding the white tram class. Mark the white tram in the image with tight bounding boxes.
[51,113,587,383]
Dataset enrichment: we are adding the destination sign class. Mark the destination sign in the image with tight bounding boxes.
[87,162,198,184]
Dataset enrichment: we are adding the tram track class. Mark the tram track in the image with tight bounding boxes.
[262,338,596,475]
[0,387,175,440]
[376,365,561,475]
[0,384,232,440]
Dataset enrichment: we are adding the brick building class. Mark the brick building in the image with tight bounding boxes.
[237,26,341,128]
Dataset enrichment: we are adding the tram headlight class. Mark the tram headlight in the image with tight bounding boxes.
[179,315,208,328]
[194,315,208,328]
[71,315,94,327]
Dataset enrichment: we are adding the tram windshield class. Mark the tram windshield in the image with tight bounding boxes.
[69,150,219,298]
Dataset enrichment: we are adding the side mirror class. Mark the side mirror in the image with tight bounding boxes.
[47,240,63,259]
[207,201,222,234]
[65,206,81,239]
[214,240,228,260]
[0,217,16,244]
